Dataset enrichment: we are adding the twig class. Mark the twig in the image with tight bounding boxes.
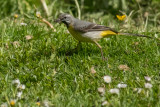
[41,18,55,30]
[36,12,56,31]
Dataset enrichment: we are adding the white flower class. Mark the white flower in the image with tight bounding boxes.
[145,83,152,89]
[36,11,41,17]
[20,23,27,26]
[103,75,111,83]
[12,79,20,85]
[0,103,8,107]
[17,84,25,90]
[117,83,127,88]
[109,88,119,94]
[17,91,22,98]
[102,101,108,106]
[98,87,105,95]
[144,76,151,82]
[10,99,17,106]
[133,88,142,93]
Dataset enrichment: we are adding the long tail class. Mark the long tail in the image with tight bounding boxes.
[118,32,153,39]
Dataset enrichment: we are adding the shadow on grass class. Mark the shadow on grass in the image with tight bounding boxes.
[56,45,100,57]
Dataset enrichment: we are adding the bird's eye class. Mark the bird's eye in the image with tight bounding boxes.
[64,16,66,19]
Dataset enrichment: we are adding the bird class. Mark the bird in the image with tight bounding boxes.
[55,13,152,60]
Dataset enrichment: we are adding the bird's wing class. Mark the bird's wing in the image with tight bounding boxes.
[74,20,118,33]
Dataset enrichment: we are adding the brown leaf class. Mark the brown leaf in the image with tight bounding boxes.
[25,35,33,40]
[90,66,96,74]
[13,41,20,47]
[134,42,139,45]
[118,64,130,71]
[5,43,9,49]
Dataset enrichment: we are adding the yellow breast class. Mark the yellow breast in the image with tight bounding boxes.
[67,25,92,42]
[68,25,78,37]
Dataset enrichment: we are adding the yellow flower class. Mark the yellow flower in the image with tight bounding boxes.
[14,14,18,18]
[36,102,40,106]
[10,99,16,106]
[116,15,126,21]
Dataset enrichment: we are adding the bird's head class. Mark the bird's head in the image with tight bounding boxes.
[55,13,74,27]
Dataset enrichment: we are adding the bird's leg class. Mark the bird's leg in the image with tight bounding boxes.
[93,41,105,60]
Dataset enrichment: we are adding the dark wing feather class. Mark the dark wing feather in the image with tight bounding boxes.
[85,24,118,33]
[73,19,118,33]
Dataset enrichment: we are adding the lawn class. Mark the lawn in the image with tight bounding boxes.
[0,2,160,106]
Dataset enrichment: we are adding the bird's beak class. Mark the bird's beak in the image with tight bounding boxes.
[54,18,62,23]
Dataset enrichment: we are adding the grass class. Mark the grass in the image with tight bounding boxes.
[0,14,160,107]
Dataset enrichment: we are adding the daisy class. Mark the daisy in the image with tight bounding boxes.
[12,79,20,85]
[109,88,119,95]
[145,83,152,89]
[103,76,111,83]
[117,83,127,88]
[144,76,151,82]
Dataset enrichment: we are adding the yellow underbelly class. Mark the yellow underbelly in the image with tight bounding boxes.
[67,26,92,42]
[67,25,117,42]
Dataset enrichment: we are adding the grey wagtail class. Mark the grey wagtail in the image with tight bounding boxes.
[55,13,152,60]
